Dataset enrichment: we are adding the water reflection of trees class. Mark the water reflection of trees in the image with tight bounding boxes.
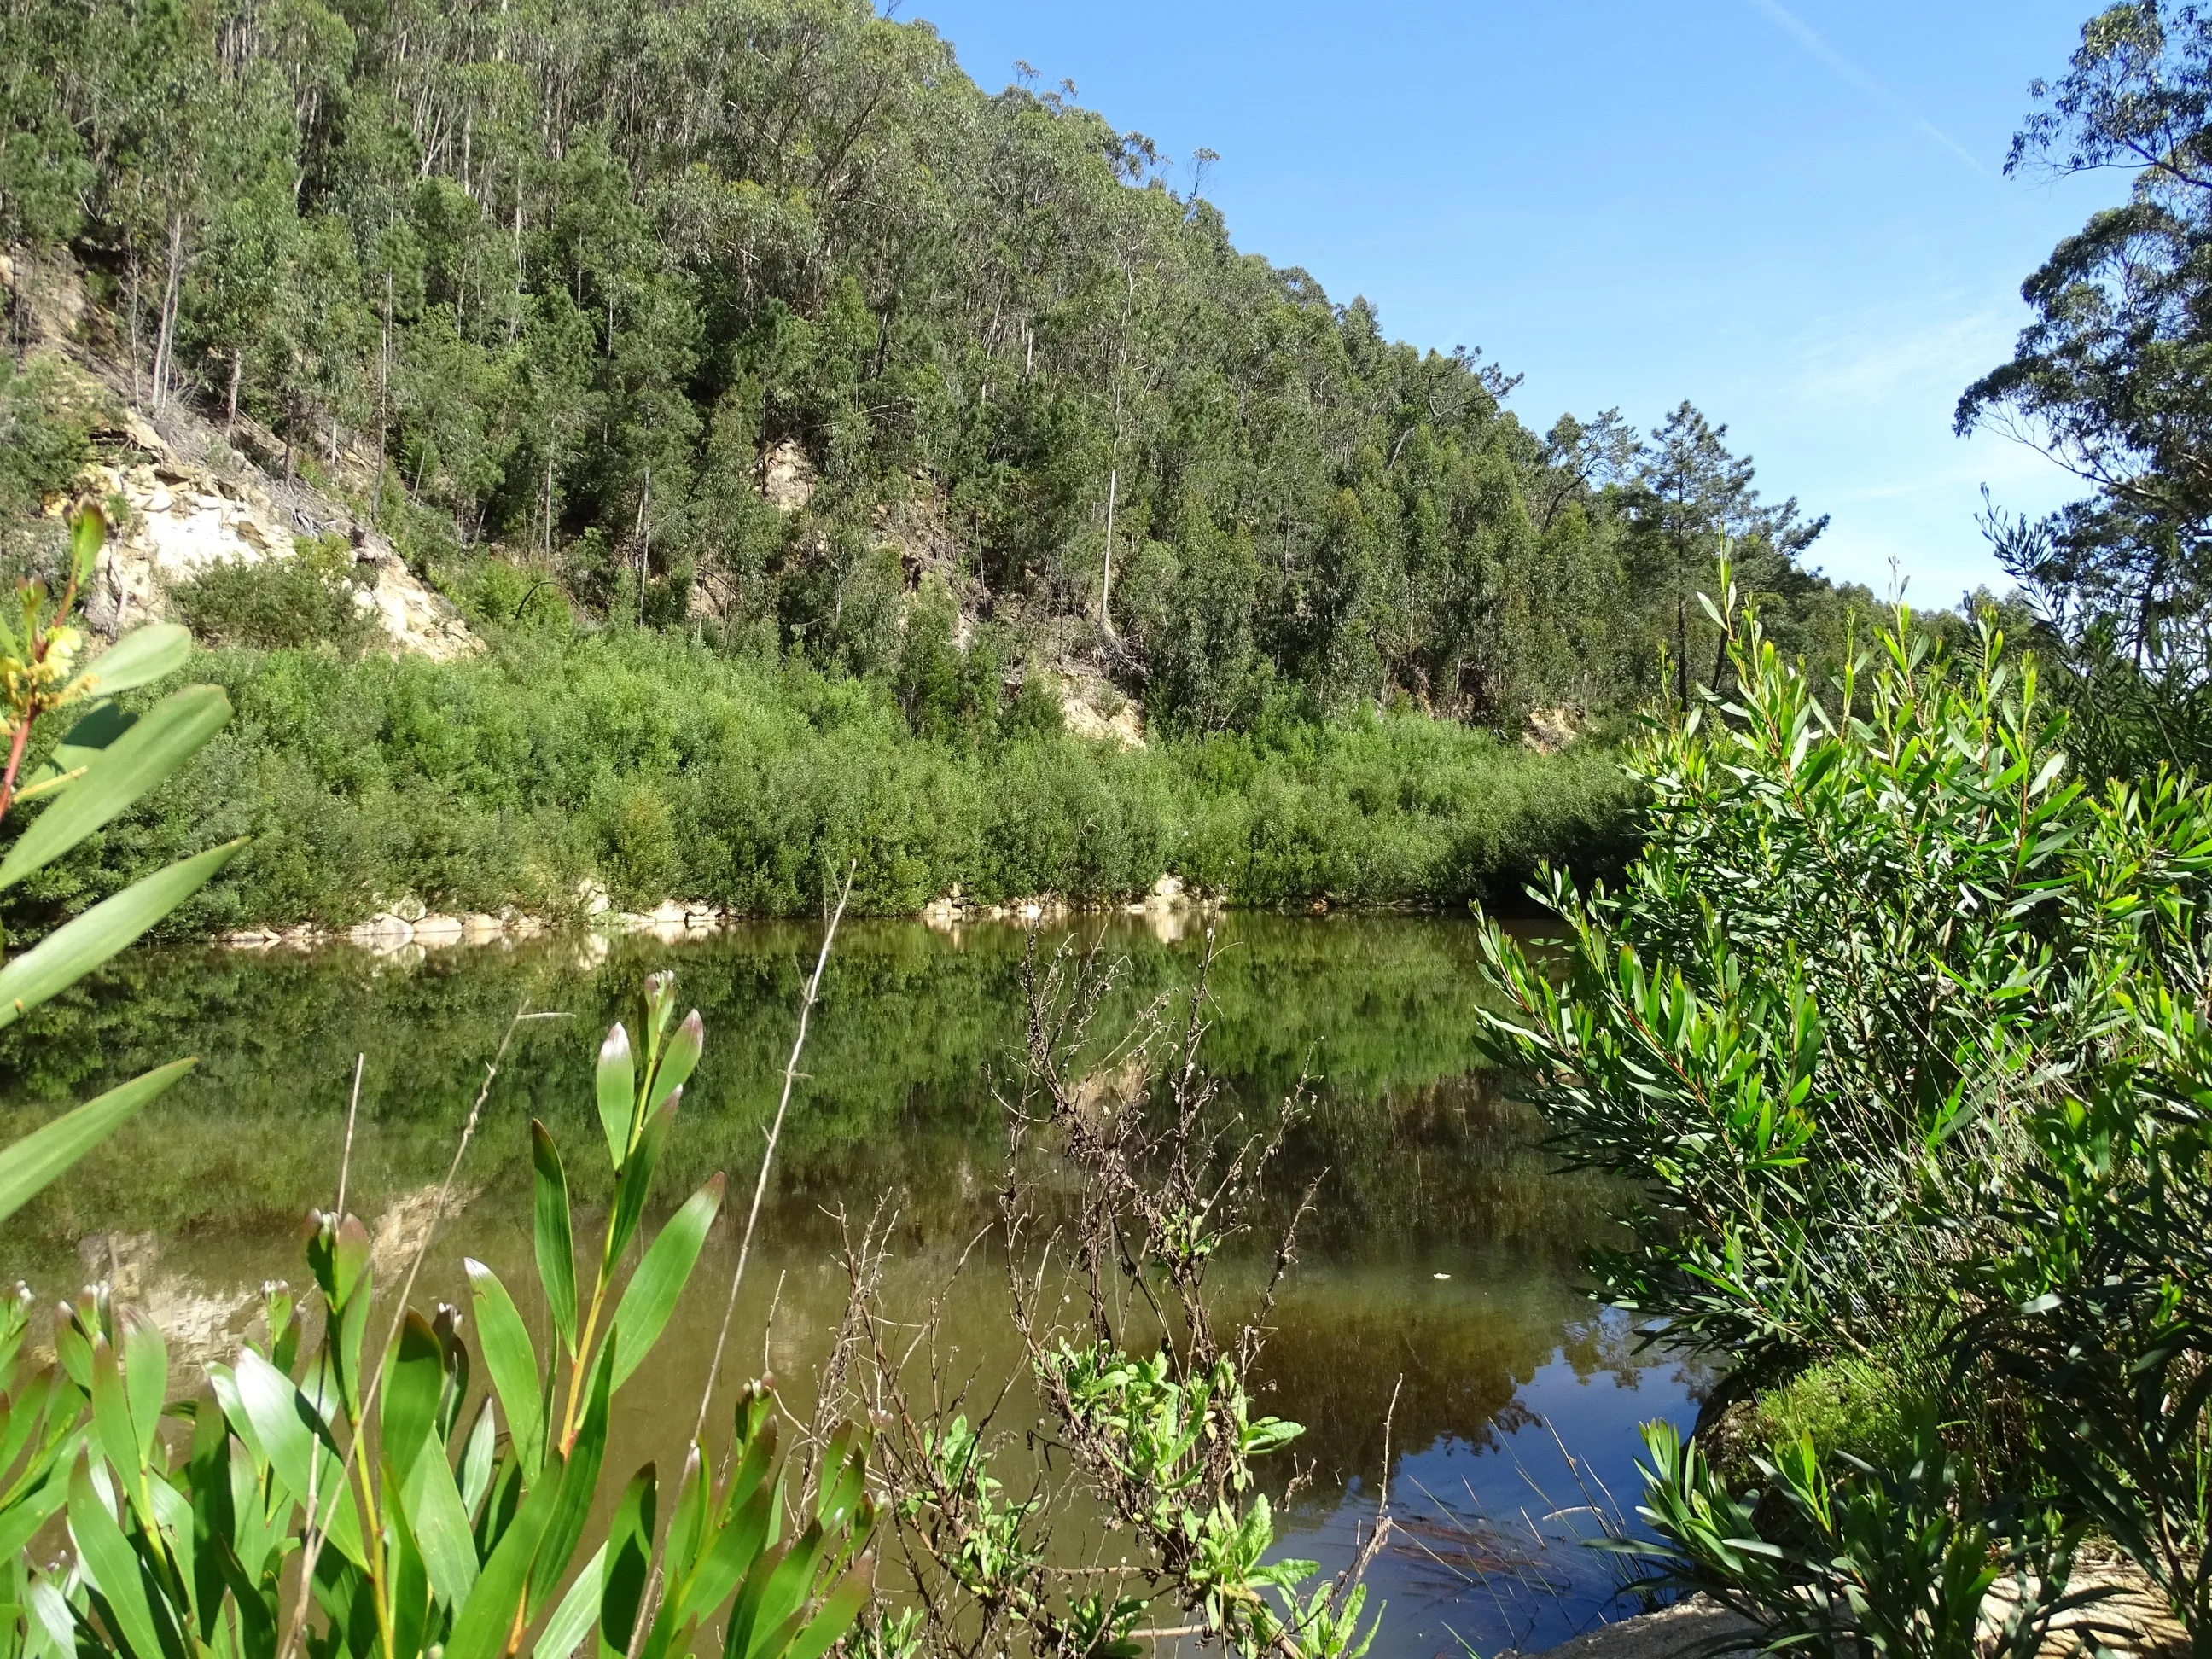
[0,916,1572,1271]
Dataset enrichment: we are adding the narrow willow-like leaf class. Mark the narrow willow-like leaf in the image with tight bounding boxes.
[399,1423,480,1610]
[388,1487,432,1659]
[528,1338,614,1617]
[600,1464,658,1658]
[442,1447,568,1659]
[605,1100,675,1267]
[0,841,246,1030]
[16,701,136,800]
[0,685,230,888]
[781,1557,875,1659]
[610,1174,725,1389]
[531,1121,579,1356]
[0,1059,195,1225]
[380,1311,445,1479]
[533,1541,607,1659]
[649,1010,704,1113]
[81,625,191,697]
[117,1308,165,1466]
[67,1454,174,1659]
[464,1260,546,1476]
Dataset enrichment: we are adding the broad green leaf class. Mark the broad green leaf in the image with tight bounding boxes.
[231,1348,364,1568]
[15,702,134,803]
[0,685,230,888]
[606,1101,675,1267]
[388,1487,432,1659]
[532,1122,579,1357]
[528,1340,614,1618]
[597,1022,636,1167]
[0,841,247,1031]
[399,1423,480,1610]
[381,1311,445,1479]
[610,1174,725,1389]
[533,1541,607,1659]
[66,1454,172,1659]
[443,1447,568,1659]
[82,625,191,697]
[464,1260,545,1476]
[0,1059,195,1225]
[118,1309,165,1466]
[87,1337,141,1500]
[600,1464,658,1659]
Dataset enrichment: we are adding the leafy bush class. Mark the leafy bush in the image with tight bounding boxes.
[0,623,1639,934]
[1477,568,2212,1647]
[1624,1417,2094,1659]
[166,537,377,655]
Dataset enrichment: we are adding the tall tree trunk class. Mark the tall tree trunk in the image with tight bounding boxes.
[150,214,185,411]
[372,276,391,523]
[1101,466,1117,638]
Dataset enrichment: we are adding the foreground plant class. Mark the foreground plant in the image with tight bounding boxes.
[1477,568,2212,1650]
[1621,1417,2099,1659]
[0,502,241,1223]
[0,971,878,1659]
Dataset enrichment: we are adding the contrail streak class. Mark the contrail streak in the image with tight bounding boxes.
[1745,0,1990,178]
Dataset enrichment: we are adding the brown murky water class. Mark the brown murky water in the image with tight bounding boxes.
[0,915,1701,1658]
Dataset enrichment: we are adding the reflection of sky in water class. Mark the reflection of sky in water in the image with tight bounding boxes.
[1277,1311,1701,1659]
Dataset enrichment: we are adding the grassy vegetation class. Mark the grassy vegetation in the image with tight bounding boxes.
[0,624,1639,938]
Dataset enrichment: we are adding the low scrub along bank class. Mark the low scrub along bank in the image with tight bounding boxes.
[2,628,1636,937]
[1479,576,2212,1655]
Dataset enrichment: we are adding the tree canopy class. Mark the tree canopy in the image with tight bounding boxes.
[1,0,1863,734]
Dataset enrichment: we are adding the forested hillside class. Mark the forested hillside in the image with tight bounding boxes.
[1,0,1864,736]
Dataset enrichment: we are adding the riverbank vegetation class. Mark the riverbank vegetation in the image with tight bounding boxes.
[1477,574,2212,1655]
[0,0,1912,932]
[0,0,1871,731]
[0,623,1639,937]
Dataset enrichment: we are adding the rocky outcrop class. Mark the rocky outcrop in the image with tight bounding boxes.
[1045,669,1144,749]
[761,438,817,512]
[70,427,480,661]
[3,253,480,661]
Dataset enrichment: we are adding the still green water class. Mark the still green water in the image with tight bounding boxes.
[0,915,1698,1659]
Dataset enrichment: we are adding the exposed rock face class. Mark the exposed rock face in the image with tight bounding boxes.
[72,447,481,661]
[3,253,480,661]
[1049,670,1144,749]
[761,439,817,512]
[1524,705,1580,754]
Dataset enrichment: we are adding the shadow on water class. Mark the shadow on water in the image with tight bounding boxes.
[0,913,1699,1659]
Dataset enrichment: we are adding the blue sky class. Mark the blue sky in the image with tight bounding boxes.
[892,0,2122,602]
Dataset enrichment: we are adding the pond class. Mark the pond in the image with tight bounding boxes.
[0,914,1701,1659]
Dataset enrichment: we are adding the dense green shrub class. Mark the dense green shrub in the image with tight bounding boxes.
[1478,573,2212,1648]
[0,623,1639,935]
[164,536,379,654]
